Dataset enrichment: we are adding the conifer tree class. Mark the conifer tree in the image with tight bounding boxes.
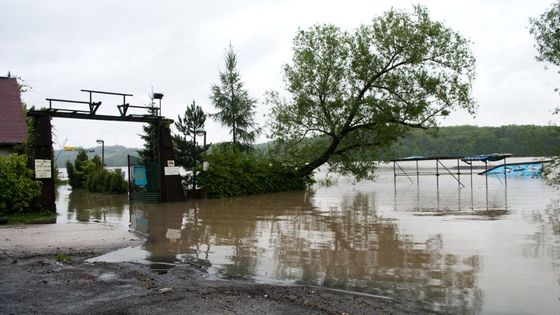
[173,100,207,168]
[210,45,259,150]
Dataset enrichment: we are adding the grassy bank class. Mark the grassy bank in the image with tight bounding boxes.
[3,212,57,225]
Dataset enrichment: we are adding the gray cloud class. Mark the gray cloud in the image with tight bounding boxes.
[1,0,557,149]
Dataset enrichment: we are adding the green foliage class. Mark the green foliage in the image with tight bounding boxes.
[173,100,208,169]
[67,150,127,194]
[530,1,560,113]
[66,149,90,189]
[175,100,207,138]
[139,97,163,162]
[5,212,56,225]
[172,137,197,170]
[86,169,127,194]
[385,125,560,159]
[198,146,313,198]
[210,44,260,149]
[267,125,559,161]
[0,154,41,215]
[54,253,72,264]
[268,5,476,180]
[530,2,560,67]
[6,72,31,94]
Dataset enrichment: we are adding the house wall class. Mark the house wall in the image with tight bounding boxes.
[0,145,15,156]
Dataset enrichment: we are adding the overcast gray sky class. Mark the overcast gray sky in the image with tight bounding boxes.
[1,0,558,149]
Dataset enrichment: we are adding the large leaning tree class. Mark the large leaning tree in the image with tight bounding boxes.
[268,6,476,180]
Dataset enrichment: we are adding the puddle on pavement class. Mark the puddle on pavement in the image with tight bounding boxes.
[59,161,560,314]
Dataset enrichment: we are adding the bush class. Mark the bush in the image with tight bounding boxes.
[86,168,127,194]
[68,150,127,194]
[0,154,41,215]
[198,146,313,198]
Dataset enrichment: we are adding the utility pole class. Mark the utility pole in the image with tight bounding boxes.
[96,139,105,168]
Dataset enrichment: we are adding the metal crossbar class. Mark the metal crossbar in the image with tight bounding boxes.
[40,89,162,120]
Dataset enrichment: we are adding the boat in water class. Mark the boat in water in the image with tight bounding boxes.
[479,160,554,176]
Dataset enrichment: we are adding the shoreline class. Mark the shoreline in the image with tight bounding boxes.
[0,223,431,314]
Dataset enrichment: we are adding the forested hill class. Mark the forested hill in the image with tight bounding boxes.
[54,145,139,168]
[387,125,559,158]
[55,125,558,167]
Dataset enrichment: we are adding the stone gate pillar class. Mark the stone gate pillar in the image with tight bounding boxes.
[158,123,185,202]
[31,113,56,212]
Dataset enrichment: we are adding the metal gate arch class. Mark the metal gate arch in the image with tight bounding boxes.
[28,89,186,212]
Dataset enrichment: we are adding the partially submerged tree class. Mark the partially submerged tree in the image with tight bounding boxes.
[210,45,260,150]
[268,6,476,180]
[173,100,208,169]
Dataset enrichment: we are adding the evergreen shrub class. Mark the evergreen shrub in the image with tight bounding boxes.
[198,146,313,198]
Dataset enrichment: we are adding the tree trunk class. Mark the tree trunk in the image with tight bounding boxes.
[297,136,340,177]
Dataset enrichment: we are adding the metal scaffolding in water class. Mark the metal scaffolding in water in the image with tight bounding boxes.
[390,154,512,210]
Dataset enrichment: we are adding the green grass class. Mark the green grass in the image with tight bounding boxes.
[4,212,57,225]
[54,253,72,264]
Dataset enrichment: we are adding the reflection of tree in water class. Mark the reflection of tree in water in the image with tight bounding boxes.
[67,190,127,223]
[192,192,317,279]
[134,190,483,313]
[138,202,216,271]
[270,192,483,314]
[521,198,560,270]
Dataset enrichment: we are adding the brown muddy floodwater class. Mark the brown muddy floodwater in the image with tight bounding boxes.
[57,160,560,314]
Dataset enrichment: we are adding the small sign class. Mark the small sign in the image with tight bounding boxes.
[167,160,175,167]
[203,161,209,171]
[35,159,52,179]
[164,166,180,176]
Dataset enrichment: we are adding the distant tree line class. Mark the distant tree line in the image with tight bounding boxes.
[384,125,560,159]
[54,145,139,168]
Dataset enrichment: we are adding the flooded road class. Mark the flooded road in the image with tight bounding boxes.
[56,160,560,314]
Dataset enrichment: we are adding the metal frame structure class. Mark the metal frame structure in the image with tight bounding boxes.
[38,89,165,123]
[391,154,512,187]
[391,154,513,211]
[27,89,184,212]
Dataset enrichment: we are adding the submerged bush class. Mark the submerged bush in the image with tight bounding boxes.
[67,150,127,194]
[86,168,127,194]
[198,146,313,198]
[0,154,41,215]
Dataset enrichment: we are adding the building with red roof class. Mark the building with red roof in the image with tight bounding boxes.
[0,76,28,156]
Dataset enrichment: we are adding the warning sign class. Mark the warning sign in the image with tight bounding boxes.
[35,159,52,179]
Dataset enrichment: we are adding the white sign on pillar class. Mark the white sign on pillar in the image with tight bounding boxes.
[164,166,180,176]
[34,159,52,179]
